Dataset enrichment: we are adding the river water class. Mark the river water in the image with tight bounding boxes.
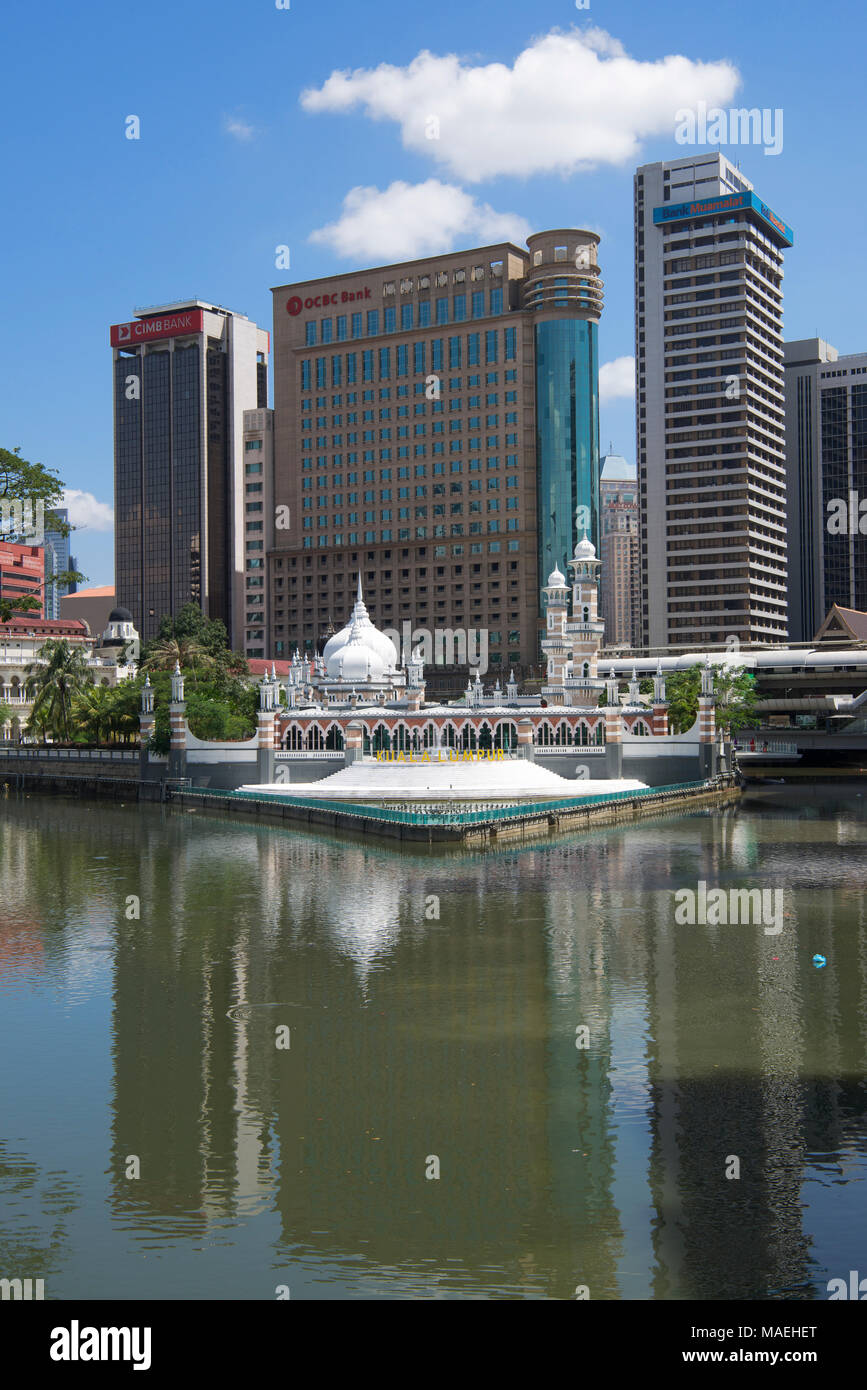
[1,787,865,1300]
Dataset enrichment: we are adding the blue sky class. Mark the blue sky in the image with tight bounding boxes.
[1,0,863,588]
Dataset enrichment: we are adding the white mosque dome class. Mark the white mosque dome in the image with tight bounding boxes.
[322,575,398,671]
[573,531,597,561]
[547,564,566,587]
[333,634,387,682]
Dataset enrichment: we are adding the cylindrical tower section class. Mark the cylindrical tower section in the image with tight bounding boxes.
[525,229,603,607]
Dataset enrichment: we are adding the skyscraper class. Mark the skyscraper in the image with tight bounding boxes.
[269,231,603,678]
[784,338,867,641]
[599,455,639,648]
[635,154,792,649]
[42,507,70,621]
[112,301,269,645]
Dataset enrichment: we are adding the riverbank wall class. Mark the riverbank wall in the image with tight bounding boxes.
[0,751,740,842]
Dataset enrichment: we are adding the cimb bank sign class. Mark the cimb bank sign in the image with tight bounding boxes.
[384,623,489,676]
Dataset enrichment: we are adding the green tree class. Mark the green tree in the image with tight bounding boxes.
[140,635,217,680]
[662,663,757,735]
[139,603,248,683]
[70,683,114,747]
[105,680,144,744]
[0,700,12,738]
[24,639,92,742]
[0,446,87,619]
[665,665,703,734]
[714,667,758,733]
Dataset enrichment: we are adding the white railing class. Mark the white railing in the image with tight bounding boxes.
[275,750,345,759]
[0,746,138,760]
[536,745,605,755]
[733,739,799,755]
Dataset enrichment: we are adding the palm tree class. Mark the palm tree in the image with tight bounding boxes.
[140,636,216,679]
[0,700,12,741]
[24,639,92,742]
[71,683,114,747]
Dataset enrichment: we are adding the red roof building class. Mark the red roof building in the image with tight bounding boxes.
[0,542,44,618]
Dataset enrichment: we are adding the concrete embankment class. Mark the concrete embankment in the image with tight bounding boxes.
[168,779,740,845]
[0,757,740,842]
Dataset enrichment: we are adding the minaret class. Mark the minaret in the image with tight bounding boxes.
[565,526,605,707]
[698,655,717,778]
[541,563,569,703]
[651,658,669,736]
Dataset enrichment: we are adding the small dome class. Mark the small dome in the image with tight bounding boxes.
[547,564,566,587]
[108,607,133,624]
[573,530,597,561]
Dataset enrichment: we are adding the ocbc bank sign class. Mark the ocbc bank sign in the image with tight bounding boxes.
[286,286,372,316]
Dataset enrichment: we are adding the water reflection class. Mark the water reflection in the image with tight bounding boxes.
[0,789,866,1299]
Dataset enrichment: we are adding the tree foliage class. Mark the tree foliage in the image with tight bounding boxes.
[0,445,87,619]
[24,639,92,741]
[664,663,757,734]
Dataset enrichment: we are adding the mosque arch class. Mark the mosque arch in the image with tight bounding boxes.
[459,723,478,751]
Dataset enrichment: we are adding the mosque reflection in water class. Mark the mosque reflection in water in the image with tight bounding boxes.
[1,792,866,1299]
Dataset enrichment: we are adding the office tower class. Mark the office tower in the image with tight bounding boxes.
[0,542,44,617]
[635,154,792,649]
[270,231,603,677]
[42,507,70,621]
[241,407,274,659]
[112,301,269,645]
[599,454,639,648]
[785,339,867,641]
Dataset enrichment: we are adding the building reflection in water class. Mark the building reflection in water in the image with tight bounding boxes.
[2,791,866,1298]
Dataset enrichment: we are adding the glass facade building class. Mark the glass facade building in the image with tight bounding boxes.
[534,318,599,589]
[270,231,603,680]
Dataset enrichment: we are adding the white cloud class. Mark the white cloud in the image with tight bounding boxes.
[62,490,114,533]
[300,28,740,182]
[309,179,532,263]
[224,116,255,141]
[599,356,635,403]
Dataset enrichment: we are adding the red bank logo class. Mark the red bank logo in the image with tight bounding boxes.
[286,287,372,316]
[110,310,205,346]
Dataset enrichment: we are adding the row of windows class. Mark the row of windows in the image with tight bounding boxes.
[301,409,517,427]
[299,519,522,540]
[304,290,505,345]
[301,457,522,476]
[295,537,522,554]
[303,477,518,494]
[300,331,518,391]
[302,374,516,402]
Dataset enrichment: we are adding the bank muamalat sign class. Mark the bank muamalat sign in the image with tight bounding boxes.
[110,310,204,346]
[286,287,372,316]
[375,750,506,763]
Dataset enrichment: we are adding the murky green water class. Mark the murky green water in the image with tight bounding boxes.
[1,787,865,1300]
